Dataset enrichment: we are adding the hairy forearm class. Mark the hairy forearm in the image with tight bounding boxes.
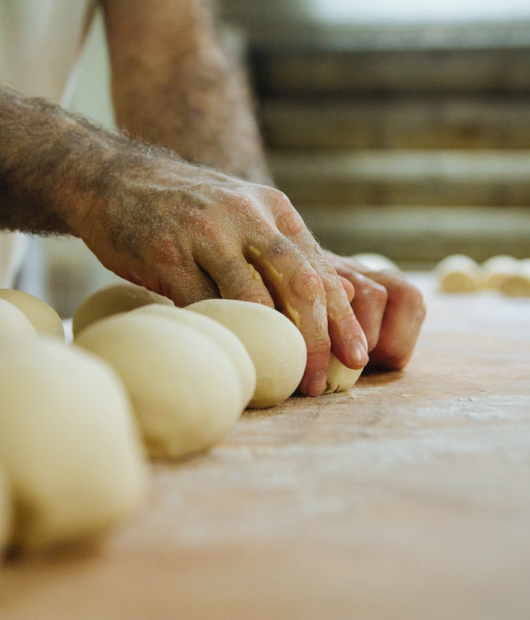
[102,0,272,185]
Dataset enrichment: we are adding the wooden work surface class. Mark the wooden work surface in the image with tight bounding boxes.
[1,274,529,619]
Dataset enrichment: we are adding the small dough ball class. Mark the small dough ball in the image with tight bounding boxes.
[498,259,530,297]
[186,299,307,408]
[435,254,482,292]
[481,255,520,289]
[0,334,147,552]
[131,304,257,409]
[0,467,13,555]
[351,253,400,273]
[76,313,244,459]
[324,331,367,394]
[0,289,64,339]
[0,298,36,336]
[72,282,173,338]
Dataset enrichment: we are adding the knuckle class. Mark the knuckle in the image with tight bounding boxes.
[291,267,323,300]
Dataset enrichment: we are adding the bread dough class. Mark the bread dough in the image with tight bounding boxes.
[75,312,244,459]
[0,298,37,336]
[351,253,400,273]
[186,299,307,408]
[0,466,12,555]
[481,255,519,289]
[499,259,530,297]
[72,282,173,337]
[325,330,367,393]
[131,304,256,409]
[0,289,64,339]
[435,254,482,292]
[0,334,147,552]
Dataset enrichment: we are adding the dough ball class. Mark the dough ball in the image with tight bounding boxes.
[481,255,520,289]
[186,299,307,408]
[0,334,147,552]
[0,467,12,555]
[351,253,400,273]
[72,282,173,338]
[131,304,257,409]
[0,298,36,336]
[324,331,367,394]
[0,289,64,339]
[498,259,530,297]
[435,254,482,292]
[75,313,244,459]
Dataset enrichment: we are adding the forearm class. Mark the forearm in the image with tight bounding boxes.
[102,0,273,185]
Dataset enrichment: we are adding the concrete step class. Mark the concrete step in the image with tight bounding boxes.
[259,97,530,150]
[294,205,530,267]
[269,150,530,206]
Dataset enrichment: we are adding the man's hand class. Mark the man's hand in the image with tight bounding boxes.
[324,251,427,371]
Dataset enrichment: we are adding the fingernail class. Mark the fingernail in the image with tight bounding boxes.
[349,340,369,368]
[304,371,327,397]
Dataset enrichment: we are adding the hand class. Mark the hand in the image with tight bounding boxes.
[75,151,368,396]
[323,251,427,371]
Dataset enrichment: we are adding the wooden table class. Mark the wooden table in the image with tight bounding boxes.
[1,275,529,619]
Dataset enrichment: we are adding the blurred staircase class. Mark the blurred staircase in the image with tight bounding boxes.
[220,6,530,268]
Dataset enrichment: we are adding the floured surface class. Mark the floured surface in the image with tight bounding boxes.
[1,274,530,619]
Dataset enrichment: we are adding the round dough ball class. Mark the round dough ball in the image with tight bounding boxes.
[0,334,147,552]
[0,467,13,555]
[351,253,400,273]
[435,254,482,293]
[498,259,530,297]
[481,255,519,289]
[186,299,307,409]
[72,282,173,338]
[0,289,64,339]
[0,298,37,336]
[131,304,257,409]
[75,313,244,459]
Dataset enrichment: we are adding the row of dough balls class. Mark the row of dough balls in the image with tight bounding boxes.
[0,283,366,556]
[435,255,530,295]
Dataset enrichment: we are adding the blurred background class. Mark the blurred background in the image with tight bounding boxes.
[20,0,530,315]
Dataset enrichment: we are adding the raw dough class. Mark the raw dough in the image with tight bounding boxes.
[435,254,482,292]
[0,466,12,555]
[481,255,520,289]
[325,331,368,393]
[352,253,400,273]
[75,312,244,459]
[72,282,173,337]
[498,259,530,297]
[0,289,64,339]
[131,304,257,409]
[186,299,307,408]
[0,298,37,336]
[0,334,147,552]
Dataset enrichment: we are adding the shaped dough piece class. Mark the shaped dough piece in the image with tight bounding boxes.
[131,305,256,409]
[0,289,64,339]
[481,255,519,289]
[0,298,36,336]
[0,334,147,552]
[76,313,244,459]
[324,330,368,394]
[0,467,12,555]
[72,282,173,338]
[352,253,400,273]
[435,254,482,292]
[186,299,307,408]
[498,259,530,297]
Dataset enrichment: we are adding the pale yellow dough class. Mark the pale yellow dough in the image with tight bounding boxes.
[0,297,36,336]
[0,289,64,339]
[76,312,244,459]
[0,334,147,552]
[131,304,257,410]
[499,259,530,297]
[324,330,368,393]
[481,255,520,289]
[0,466,12,555]
[352,253,400,273]
[186,299,307,408]
[72,282,173,337]
[435,254,482,292]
